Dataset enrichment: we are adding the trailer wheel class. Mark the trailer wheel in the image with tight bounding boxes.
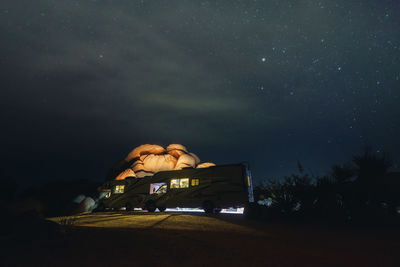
[244,202,258,219]
[125,203,133,211]
[202,200,214,213]
[145,201,156,212]
[158,206,166,212]
[96,203,105,212]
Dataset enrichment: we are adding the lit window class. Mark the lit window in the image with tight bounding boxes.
[191,179,199,186]
[156,184,167,194]
[150,183,167,194]
[102,189,111,198]
[180,178,189,188]
[170,179,180,189]
[114,185,125,194]
[170,178,189,188]
[247,175,251,187]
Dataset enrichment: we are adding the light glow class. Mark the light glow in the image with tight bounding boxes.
[191,178,199,186]
[114,185,125,194]
[170,178,189,188]
[120,207,244,214]
[164,207,244,214]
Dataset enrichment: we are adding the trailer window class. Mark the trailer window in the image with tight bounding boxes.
[180,178,189,188]
[100,189,111,198]
[156,184,167,194]
[191,179,199,186]
[170,178,189,188]
[150,183,167,194]
[114,185,125,194]
[170,179,180,188]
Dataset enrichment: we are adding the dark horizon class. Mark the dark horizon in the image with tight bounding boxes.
[1,1,399,186]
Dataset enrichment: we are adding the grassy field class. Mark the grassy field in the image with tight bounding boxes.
[3,212,399,266]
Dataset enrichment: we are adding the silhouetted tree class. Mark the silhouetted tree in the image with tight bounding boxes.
[331,163,355,184]
[314,174,353,221]
[350,148,392,218]
[264,172,315,217]
[353,147,392,184]
[258,147,398,224]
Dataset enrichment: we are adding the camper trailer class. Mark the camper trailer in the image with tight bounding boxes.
[97,163,254,213]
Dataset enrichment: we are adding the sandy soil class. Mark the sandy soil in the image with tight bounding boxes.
[3,212,399,266]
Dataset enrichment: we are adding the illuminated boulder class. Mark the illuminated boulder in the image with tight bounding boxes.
[113,143,215,180]
[135,170,154,178]
[175,153,196,170]
[132,158,145,173]
[143,154,177,173]
[115,168,136,180]
[167,144,188,159]
[189,152,200,165]
[125,144,165,161]
[197,162,216,168]
[131,156,154,178]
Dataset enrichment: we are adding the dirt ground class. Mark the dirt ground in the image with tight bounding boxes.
[2,212,399,266]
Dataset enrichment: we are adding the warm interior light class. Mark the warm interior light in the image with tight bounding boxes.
[170,178,189,188]
[170,179,180,188]
[191,178,199,186]
[114,185,125,194]
[150,183,166,194]
[179,178,189,188]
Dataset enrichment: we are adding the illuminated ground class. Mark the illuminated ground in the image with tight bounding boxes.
[49,211,255,233]
[4,212,400,266]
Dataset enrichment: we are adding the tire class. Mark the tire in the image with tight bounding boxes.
[95,203,105,212]
[126,203,133,211]
[244,202,258,219]
[145,201,156,212]
[158,206,166,212]
[202,200,214,214]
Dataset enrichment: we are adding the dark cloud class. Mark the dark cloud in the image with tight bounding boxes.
[1,0,399,184]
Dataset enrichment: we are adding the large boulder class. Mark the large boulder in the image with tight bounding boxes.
[125,144,165,161]
[175,154,196,170]
[75,196,96,213]
[112,144,215,180]
[143,154,178,173]
[197,162,216,168]
[115,168,136,180]
[166,144,188,159]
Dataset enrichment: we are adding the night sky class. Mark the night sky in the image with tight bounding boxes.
[1,0,399,186]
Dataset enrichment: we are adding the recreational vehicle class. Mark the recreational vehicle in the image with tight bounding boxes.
[97,163,254,213]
